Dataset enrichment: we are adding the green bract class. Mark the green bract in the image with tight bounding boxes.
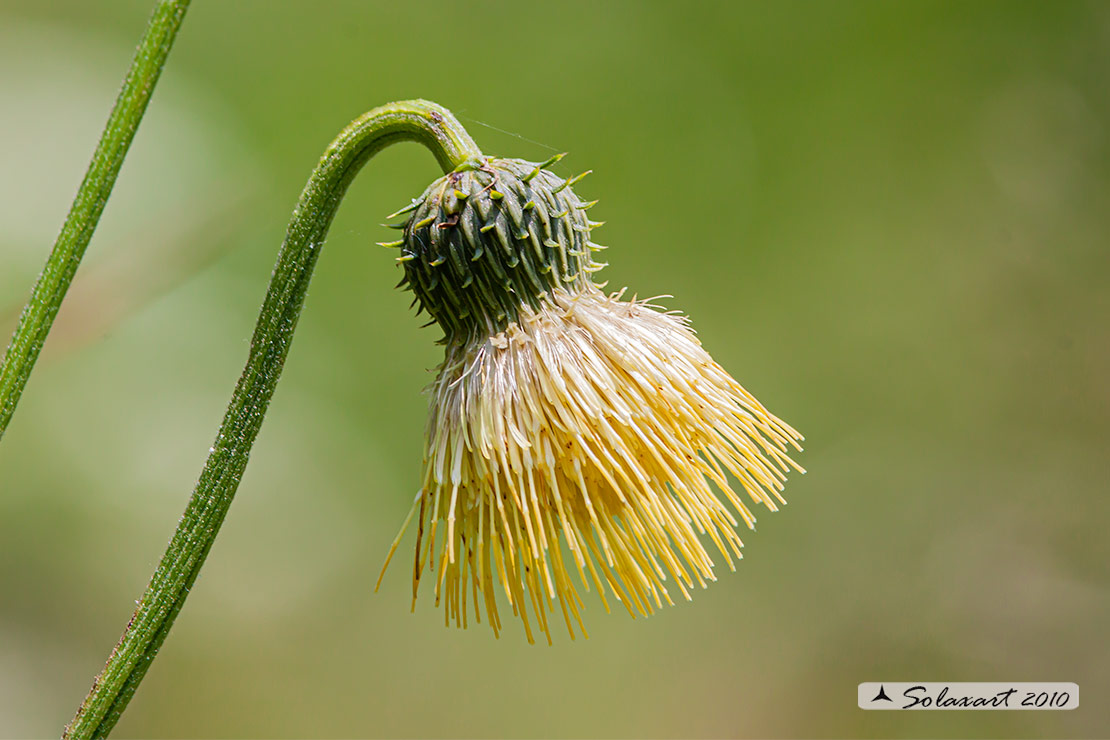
[393,156,605,341]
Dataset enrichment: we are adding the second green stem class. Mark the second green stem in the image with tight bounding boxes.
[0,0,190,440]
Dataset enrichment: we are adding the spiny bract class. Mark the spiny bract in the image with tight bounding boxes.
[377,155,803,644]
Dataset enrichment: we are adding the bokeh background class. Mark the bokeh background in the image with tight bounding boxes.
[1,1,1107,737]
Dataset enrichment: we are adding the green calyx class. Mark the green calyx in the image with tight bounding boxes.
[391,156,606,341]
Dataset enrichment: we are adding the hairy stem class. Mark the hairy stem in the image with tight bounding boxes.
[0,0,190,440]
[64,100,483,739]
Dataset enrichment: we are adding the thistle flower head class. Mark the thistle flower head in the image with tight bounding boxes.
[378,155,803,643]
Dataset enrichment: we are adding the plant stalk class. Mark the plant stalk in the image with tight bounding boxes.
[0,0,190,440]
[64,100,484,739]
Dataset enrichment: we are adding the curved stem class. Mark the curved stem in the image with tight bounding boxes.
[64,99,483,739]
[0,0,190,441]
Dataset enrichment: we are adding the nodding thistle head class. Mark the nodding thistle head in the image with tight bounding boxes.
[392,156,603,341]
[379,149,804,645]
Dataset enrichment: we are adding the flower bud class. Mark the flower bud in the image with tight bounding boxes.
[396,156,603,341]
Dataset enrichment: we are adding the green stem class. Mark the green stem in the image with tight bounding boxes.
[0,0,190,440]
[64,100,484,739]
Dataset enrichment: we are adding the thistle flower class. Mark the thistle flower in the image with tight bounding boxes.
[377,156,803,643]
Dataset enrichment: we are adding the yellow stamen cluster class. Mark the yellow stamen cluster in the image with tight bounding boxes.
[378,285,803,643]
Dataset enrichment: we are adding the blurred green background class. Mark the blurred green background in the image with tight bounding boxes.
[1,1,1107,737]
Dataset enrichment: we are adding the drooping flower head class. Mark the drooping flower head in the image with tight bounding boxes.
[377,155,803,643]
